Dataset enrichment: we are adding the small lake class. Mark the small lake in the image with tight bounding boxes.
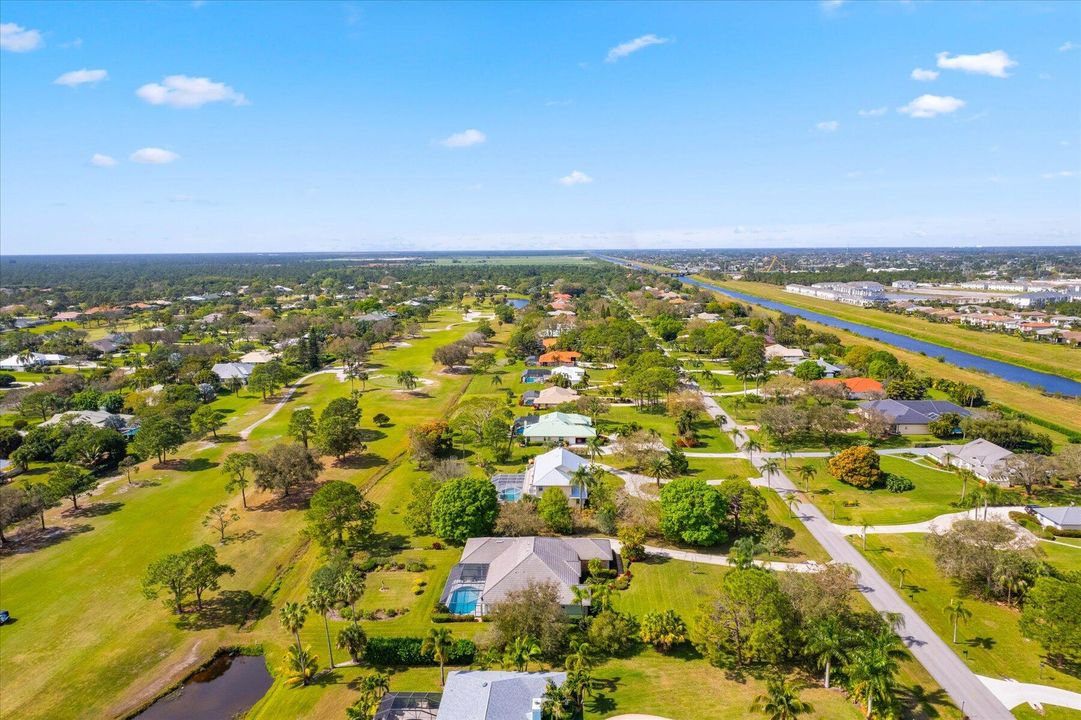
[133,654,272,720]
[681,276,1081,398]
[505,298,529,309]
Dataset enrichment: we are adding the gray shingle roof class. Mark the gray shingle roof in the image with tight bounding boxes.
[859,399,971,424]
[436,671,566,720]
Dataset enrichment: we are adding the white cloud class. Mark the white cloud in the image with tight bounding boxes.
[54,68,108,87]
[935,50,1017,78]
[1059,41,1078,52]
[90,153,116,167]
[816,120,839,132]
[439,129,486,148]
[1042,170,1078,179]
[857,107,888,117]
[130,148,180,164]
[898,94,965,118]
[0,22,43,52]
[605,34,670,63]
[910,68,939,82]
[136,75,248,108]
[558,170,593,186]
[820,0,845,11]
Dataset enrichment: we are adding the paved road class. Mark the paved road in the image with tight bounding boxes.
[689,377,1015,719]
[611,539,822,573]
[834,506,1028,536]
[978,676,1081,712]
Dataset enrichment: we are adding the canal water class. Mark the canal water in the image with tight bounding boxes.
[133,654,272,720]
[681,276,1081,397]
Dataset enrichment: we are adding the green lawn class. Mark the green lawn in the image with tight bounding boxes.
[798,456,987,525]
[618,556,728,619]
[598,405,736,454]
[686,456,757,480]
[859,533,1081,695]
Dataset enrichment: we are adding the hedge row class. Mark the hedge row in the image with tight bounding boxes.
[363,636,476,666]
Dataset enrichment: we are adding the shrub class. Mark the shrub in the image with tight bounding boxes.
[432,613,477,623]
[405,560,428,572]
[587,610,639,656]
[828,445,883,489]
[364,636,475,666]
[884,475,915,493]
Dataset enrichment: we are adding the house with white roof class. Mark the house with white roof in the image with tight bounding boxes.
[432,671,565,720]
[0,352,69,370]
[238,349,277,364]
[764,344,806,364]
[439,536,615,617]
[927,439,1014,484]
[1028,505,1081,532]
[549,366,586,385]
[493,446,592,504]
[41,410,139,437]
[211,362,255,382]
[514,412,595,445]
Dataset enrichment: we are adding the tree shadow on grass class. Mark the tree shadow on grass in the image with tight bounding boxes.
[585,691,617,716]
[357,428,388,443]
[178,458,219,472]
[176,590,271,631]
[255,491,313,513]
[64,501,124,518]
[0,523,93,555]
[212,433,243,444]
[966,636,995,651]
[224,529,260,544]
[333,453,388,470]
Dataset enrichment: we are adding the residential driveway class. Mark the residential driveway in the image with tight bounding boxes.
[611,540,823,574]
[833,506,1028,536]
[978,676,1081,711]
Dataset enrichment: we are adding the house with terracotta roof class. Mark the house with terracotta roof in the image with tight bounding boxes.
[813,377,883,399]
[538,350,581,366]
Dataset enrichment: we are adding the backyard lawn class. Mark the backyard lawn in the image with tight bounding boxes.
[618,556,728,619]
[859,533,1081,695]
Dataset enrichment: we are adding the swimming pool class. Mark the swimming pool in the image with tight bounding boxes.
[447,587,480,614]
[498,487,522,501]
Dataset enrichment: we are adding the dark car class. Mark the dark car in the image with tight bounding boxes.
[0,610,10,625]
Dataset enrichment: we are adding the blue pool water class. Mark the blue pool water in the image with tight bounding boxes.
[499,488,522,501]
[447,587,480,614]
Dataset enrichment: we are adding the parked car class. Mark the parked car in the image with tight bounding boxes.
[0,610,10,625]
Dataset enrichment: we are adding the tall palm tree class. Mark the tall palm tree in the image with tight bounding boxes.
[422,627,454,686]
[846,628,906,719]
[586,436,604,463]
[778,443,793,469]
[396,370,418,391]
[761,459,781,489]
[336,568,365,624]
[564,640,595,672]
[504,636,541,672]
[307,588,336,669]
[742,438,762,459]
[570,466,592,505]
[942,451,956,469]
[570,584,592,615]
[786,494,800,519]
[895,567,909,590]
[279,602,308,652]
[804,616,847,689]
[944,598,972,644]
[750,676,813,720]
[796,464,817,493]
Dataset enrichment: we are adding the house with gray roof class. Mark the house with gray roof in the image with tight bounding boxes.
[858,399,971,435]
[490,447,592,505]
[434,671,564,720]
[514,412,595,445]
[211,362,255,382]
[440,537,614,617]
[927,439,1014,483]
[1028,505,1081,532]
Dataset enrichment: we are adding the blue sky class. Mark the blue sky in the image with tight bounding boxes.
[1,0,1078,254]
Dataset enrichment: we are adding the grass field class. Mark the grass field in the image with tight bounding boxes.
[713,279,1081,382]
[859,533,1081,695]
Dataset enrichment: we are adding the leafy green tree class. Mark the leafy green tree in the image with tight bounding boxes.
[23,481,60,530]
[430,477,499,544]
[503,636,542,672]
[1019,576,1081,666]
[717,478,769,536]
[222,451,257,508]
[693,568,796,668]
[538,487,573,534]
[186,544,235,610]
[422,627,454,686]
[305,480,377,549]
[750,677,813,720]
[792,360,824,381]
[347,672,390,719]
[130,414,186,464]
[47,463,98,510]
[142,551,192,613]
[253,443,324,497]
[190,405,226,439]
[659,477,728,547]
[845,628,906,719]
[803,615,847,689]
[288,408,316,448]
[316,413,364,460]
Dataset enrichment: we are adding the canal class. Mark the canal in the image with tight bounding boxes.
[680,276,1081,398]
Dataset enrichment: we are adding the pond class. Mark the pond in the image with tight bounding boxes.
[505,298,529,309]
[681,276,1081,397]
[133,654,272,720]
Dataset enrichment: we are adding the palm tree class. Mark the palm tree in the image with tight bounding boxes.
[778,443,793,469]
[422,627,454,686]
[504,636,541,672]
[570,466,592,505]
[590,583,614,612]
[280,644,318,688]
[347,672,391,719]
[279,601,308,652]
[570,584,592,614]
[396,370,418,391]
[796,464,817,493]
[646,455,672,488]
[804,616,847,689]
[750,676,814,720]
[336,568,365,624]
[944,598,972,644]
[564,640,595,672]
[942,451,956,469]
[895,567,909,590]
[307,588,336,669]
[761,459,781,489]
[586,436,604,463]
[742,438,763,458]
[846,628,906,719]
[786,494,800,519]
[730,536,760,570]
[490,372,503,387]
